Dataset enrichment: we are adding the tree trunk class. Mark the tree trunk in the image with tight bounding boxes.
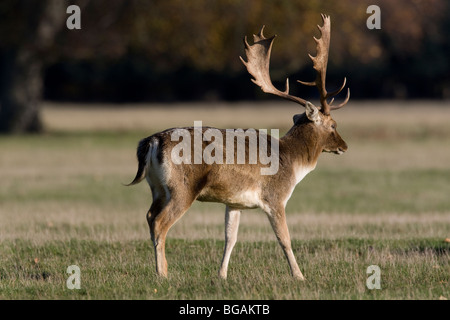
[0,0,68,133]
[0,49,44,133]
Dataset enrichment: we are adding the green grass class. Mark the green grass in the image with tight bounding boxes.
[1,102,450,299]
[1,238,448,299]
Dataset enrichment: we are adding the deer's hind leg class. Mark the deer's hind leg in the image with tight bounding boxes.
[146,169,196,277]
[144,140,187,277]
[149,193,194,277]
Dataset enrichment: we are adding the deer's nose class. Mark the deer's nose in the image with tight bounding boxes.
[339,142,348,153]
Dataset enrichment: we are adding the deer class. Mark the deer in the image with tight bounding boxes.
[127,14,349,280]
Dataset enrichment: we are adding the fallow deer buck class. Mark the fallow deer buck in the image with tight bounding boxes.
[128,14,349,280]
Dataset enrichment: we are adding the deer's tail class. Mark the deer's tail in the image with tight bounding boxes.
[125,136,152,186]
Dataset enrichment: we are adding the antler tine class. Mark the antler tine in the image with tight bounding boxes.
[240,26,309,107]
[330,88,350,110]
[327,77,347,99]
[301,76,347,107]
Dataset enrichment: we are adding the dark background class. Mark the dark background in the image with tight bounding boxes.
[1,0,449,132]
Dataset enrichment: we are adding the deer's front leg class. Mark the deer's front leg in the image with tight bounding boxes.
[265,206,305,280]
[219,206,241,279]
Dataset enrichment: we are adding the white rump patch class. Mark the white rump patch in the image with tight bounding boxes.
[145,138,172,204]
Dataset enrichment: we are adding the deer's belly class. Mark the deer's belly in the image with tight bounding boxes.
[197,188,261,210]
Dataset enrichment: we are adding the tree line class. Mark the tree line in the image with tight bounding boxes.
[1,0,449,132]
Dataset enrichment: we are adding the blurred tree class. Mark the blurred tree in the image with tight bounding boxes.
[0,0,68,133]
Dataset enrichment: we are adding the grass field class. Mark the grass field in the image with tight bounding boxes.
[0,100,449,300]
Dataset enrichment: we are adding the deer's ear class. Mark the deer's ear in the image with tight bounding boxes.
[305,102,321,123]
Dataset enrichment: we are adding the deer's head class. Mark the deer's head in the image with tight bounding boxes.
[241,14,349,155]
[293,102,348,154]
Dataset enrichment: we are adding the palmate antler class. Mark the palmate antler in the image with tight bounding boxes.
[239,26,309,107]
[298,14,350,115]
[240,14,350,115]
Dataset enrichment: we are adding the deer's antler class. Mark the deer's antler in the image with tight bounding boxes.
[297,14,350,115]
[241,14,349,115]
[239,26,309,108]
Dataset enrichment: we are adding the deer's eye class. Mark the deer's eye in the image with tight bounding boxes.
[331,124,336,129]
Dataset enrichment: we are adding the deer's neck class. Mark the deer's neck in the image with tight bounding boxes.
[280,122,323,170]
